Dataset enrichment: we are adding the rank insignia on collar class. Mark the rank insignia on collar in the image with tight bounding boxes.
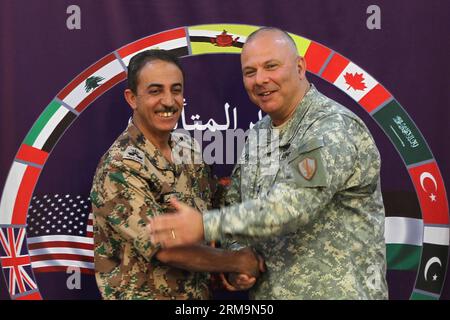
[298,157,317,180]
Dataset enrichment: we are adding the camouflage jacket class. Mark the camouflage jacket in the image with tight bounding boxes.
[91,121,214,300]
[204,85,388,299]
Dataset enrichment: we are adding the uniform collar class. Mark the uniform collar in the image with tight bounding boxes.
[274,83,317,147]
[126,120,180,174]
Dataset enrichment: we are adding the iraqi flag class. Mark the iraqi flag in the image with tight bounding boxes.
[320,53,392,113]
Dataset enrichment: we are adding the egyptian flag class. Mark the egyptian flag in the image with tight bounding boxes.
[117,28,189,65]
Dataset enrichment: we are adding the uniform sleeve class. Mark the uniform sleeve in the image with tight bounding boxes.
[92,162,162,262]
[203,114,379,242]
[217,165,247,251]
[225,164,242,206]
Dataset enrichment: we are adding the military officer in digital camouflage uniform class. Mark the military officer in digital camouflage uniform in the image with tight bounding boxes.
[90,50,263,300]
[148,28,389,299]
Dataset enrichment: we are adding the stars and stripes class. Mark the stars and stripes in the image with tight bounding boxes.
[27,194,94,274]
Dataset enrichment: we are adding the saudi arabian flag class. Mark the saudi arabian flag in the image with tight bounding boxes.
[373,100,433,165]
[385,217,423,270]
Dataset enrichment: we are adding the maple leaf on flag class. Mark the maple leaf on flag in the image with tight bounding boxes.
[344,72,367,91]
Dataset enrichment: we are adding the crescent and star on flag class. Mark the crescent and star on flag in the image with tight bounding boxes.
[424,256,442,282]
[420,172,438,202]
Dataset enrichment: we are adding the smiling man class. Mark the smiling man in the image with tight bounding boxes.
[148,28,389,300]
[90,50,263,300]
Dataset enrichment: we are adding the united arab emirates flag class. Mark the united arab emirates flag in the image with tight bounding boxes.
[0,100,77,225]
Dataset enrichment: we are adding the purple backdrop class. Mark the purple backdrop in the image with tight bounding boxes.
[1,0,449,300]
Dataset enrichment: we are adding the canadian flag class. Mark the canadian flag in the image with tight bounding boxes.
[321,53,391,113]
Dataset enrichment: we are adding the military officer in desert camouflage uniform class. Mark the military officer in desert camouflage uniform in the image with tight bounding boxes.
[91,50,263,300]
[149,28,389,299]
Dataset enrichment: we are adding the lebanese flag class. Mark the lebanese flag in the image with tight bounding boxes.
[57,53,126,113]
[321,53,391,112]
[409,161,449,224]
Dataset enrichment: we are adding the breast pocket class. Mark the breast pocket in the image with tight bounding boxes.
[286,137,329,188]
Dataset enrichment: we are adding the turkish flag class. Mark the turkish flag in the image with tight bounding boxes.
[409,161,449,224]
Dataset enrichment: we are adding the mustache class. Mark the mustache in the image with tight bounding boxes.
[155,106,178,113]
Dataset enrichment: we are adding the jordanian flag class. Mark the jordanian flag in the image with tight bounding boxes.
[57,53,126,113]
[320,53,392,113]
[118,28,189,66]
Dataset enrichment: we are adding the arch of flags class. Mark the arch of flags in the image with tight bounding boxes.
[0,24,448,300]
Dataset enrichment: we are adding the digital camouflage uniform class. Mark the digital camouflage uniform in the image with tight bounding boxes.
[91,121,214,300]
[204,85,388,299]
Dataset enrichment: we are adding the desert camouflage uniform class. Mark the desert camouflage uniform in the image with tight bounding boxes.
[91,121,213,300]
[204,84,388,299]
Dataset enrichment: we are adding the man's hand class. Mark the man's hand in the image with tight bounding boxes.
[148,198,205,248]
[220,273,256,291]
[221,248,266,291]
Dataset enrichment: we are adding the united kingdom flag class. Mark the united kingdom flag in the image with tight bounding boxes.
[0,227,41,299]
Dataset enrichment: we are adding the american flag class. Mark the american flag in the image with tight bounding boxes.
[0,227,40,299]
[26,194,94,274]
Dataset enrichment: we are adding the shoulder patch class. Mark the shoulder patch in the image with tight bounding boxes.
[123,146,145,165]
[298,157,317,180]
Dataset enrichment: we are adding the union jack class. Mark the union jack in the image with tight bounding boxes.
[0,227,40,299]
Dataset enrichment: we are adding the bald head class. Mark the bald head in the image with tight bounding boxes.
[244,27,299,58]
[240,26,309,126]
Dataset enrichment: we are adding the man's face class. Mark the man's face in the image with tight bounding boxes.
[241,32,305,120]
[125,60,184,137]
